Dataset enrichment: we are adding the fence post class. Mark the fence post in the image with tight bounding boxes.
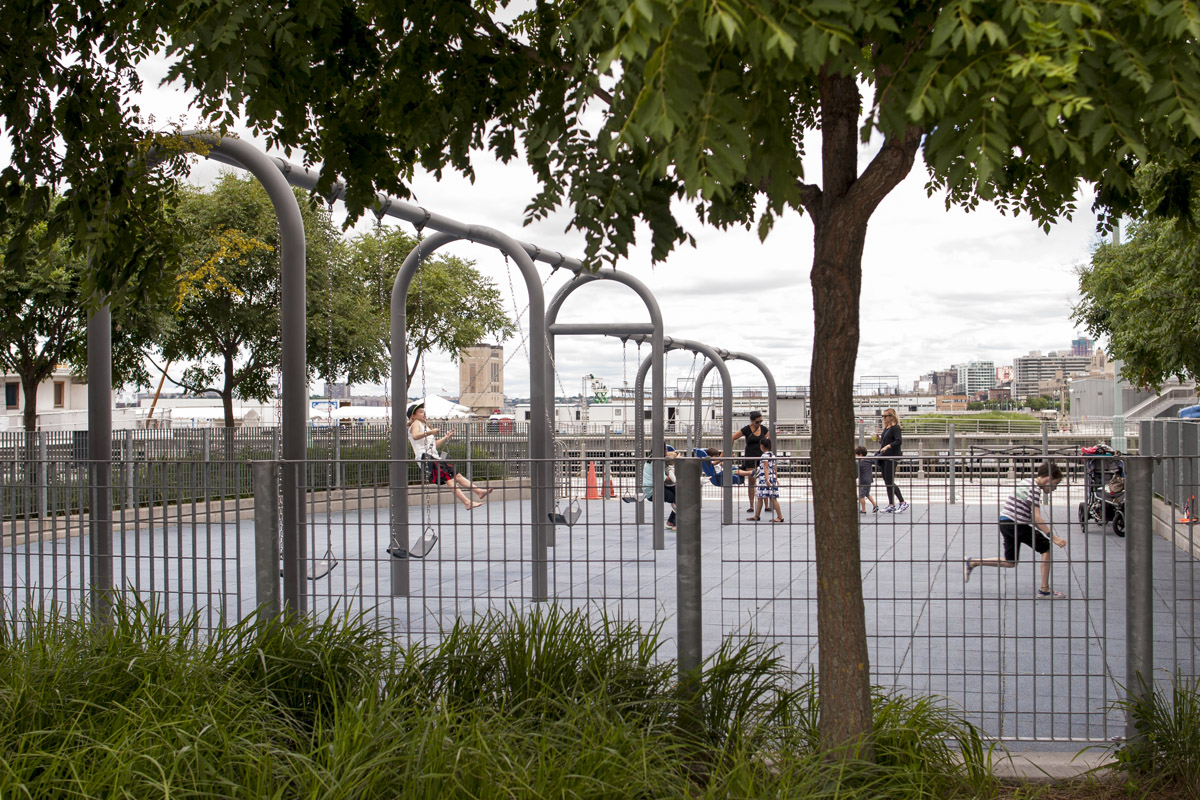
[948,423,956,505]
[333,426,342,489]
[37,431,48,519]
[675,456,704,728]
[124,430,135,511]
[604,425,612,493]
[464,423,472,483]
[202,428,211,463]
[253,461,282,621]
[1124,456,1154,744]
[1041,421,1049,462]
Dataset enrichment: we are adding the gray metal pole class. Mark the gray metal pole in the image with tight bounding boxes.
[37,431,47,519]
[675,457,703,677]
[1041,421,1049,461]
[392,229,550,599]
[87,301,113,621]
[178,132,309,614]
[252,461,282,621]
[949,423,956,505]
[1124,456,1154,743]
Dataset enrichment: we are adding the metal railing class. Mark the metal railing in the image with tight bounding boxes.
[1,447,1195,744]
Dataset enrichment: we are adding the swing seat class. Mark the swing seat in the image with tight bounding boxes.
[387,530,439,559]
[548,499,582,526]
[309,556,339,580]
[692,448,745,486]
[277,556,341,580]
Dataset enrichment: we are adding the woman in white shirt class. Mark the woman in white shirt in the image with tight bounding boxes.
[407,403,493,509]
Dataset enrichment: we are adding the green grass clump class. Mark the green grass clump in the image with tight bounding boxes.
[1113,674,1200,798]
[0,599,998,799]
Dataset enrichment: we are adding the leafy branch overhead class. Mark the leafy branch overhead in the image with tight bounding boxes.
[161,1,1200,262]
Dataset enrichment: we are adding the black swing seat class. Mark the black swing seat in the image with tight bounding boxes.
[278,556,340,580]
[547,499,582,526]
[387,530,439,559]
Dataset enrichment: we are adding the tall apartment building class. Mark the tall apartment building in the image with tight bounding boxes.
[1012,350,1092,398]
[1071,337,1094,357]
[458,344,504,415]
[954,360,996,396]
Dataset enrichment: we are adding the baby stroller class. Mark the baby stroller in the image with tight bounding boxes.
[1078,444,1126,537]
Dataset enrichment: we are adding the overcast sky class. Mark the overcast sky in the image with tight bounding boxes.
[10,55,1107,404]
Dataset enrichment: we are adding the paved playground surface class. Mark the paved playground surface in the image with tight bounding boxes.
[4,483,1197,745]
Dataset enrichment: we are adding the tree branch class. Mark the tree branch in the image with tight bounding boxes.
[841,126,923,219]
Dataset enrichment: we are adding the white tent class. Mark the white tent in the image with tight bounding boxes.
[412,395,474,419]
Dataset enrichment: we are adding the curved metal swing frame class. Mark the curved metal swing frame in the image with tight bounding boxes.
[624,335,736,527]
[545,270,666,546]
[690,351,778,445]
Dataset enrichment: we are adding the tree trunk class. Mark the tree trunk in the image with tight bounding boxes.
[809,69,922,759]
[222,390,235,429]
[223,351,236,429]
[21,374,38,432]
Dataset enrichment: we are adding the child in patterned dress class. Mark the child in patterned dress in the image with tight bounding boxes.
[749,437,784,522]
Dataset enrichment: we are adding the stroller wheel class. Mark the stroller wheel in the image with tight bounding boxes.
[1113,511,1125,537]
[1077,502,1086,526]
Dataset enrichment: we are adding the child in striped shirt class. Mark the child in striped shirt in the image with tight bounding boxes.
[963,462,1068,598]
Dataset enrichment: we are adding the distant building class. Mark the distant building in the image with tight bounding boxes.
[995,365,1014,384]
[1071,337,1094,357]
[1,366,93,430]
[1013,350,1093,398]
[955,360,995,396]
[458,344,504,416]
[936,394,969,412]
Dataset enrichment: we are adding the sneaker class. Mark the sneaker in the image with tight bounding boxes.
[1036,588,1065,599]
[859,508,865,515]
[897,502,910,513]
[665,522,677,531]
[882,505,896,513]
[872,506,879,514]
[963,558,975,584]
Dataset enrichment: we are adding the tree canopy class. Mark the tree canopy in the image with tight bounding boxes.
[160,174,385,426]
[1074,215,1200,391]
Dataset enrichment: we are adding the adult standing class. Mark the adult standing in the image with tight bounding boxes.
[875,407,909,513]
[732,410,769,515]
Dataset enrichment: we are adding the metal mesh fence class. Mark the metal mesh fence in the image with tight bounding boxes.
[0,445,1196,744]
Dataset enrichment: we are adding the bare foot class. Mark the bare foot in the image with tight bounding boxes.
[467,501,485,510]
[475,487,494,497]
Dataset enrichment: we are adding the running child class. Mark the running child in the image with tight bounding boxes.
[963,461,1067,598]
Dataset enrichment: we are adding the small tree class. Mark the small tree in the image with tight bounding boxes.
[159,174,380,427]
[1075,215,1200,390]
[346,227,516,387]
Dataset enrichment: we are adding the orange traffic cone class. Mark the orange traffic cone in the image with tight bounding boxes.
[604,475,616,498]
[585,461,601,500]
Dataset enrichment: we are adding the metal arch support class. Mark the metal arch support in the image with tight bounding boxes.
[693,352,778,449]
[628,335,736,528]
[545,270,666,548]
[202,150,590,276]
[96,132,311,616]
[391,230,552,600]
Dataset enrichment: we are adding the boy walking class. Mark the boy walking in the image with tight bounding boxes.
[963,462,1067,598]
[856,446,878,514]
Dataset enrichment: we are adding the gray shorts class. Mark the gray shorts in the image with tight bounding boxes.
[858,483,872,499]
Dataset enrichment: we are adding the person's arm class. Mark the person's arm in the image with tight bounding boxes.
[731,428,745,442]
[1032,505,1066,548]
[410,421,438,440]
